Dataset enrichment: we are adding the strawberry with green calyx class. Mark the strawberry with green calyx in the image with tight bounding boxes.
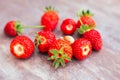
[4,21,23,37]
[4,20,44,37]
[41,6,59,31]
[77,9,96,30]
[34,30,56,53]
[48,39,73,69]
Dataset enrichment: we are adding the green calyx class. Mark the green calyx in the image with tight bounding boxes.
[44,6,58,12]
[77,9,94,18]
[48,47,71,69]
[34,33,41,47]
[15,21,24,35]
[77,24,91,34]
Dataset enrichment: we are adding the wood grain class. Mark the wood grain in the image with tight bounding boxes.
[0,0,120,80]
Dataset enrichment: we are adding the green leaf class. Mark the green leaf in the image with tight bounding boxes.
[55,63,59,69]
[59,46,64,53]
[44,6,58,12]
[86,9,90,15]
[47,57,52,60]
[78,28,82,34]
[77,24,91,34]
[60,59,65,67]
[81,25,85,30]
[77,9,94,17]
[64,54,71,61]
[47,56,55,60]
[65,57,71,61]
[49,49,58,55]
[77,8,86,18]
[84,25,90,31]
[77,25,85,34]
[15,21,23,35]
[82,10,85,15]
[53,59,60,69]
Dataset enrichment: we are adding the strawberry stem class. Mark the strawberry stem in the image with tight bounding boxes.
[15,21,44,35]
[23,25,44,29]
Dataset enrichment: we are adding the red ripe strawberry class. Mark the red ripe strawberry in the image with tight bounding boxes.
[10,35,34,59]
[83,30,102,51]
[72,38,92,60]
[60,18,76,35]
[77,9,96,30]
[48,39,73,68]
[41,6,59,31]
[34,31,56,53]
[4,20,23,37]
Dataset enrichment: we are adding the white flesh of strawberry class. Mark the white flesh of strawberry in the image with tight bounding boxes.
[40,36,47,44]
[82,45,90,56]
[14,44,24,56]
[66,24,73,31]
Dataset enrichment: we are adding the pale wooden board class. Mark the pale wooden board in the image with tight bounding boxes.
[0,0,120,80]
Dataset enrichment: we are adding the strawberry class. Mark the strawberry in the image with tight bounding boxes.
[4,20,43,37]
[34,31,56,53]
[41,6,59,31]
[48,39,73,68]
[10,35,34,59]
[77,9,96,30]
[60,18,76,35]
[83,30,102,51]
[72,38,92,60]
[4,20,23,37]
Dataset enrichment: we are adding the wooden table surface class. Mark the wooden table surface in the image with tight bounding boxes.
[0,0,120,80]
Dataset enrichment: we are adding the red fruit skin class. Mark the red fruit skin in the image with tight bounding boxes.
[48,39,73,63]
[4,21,17,37]
[41,11,59,31]
[83,30,102,51]
[61,18,77,35]
[35,31,56,53]
[77,16,95,28]
[10,36,34,59]
[72,38,92,60]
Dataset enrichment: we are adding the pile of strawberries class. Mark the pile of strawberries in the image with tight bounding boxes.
[4,6,102,69]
